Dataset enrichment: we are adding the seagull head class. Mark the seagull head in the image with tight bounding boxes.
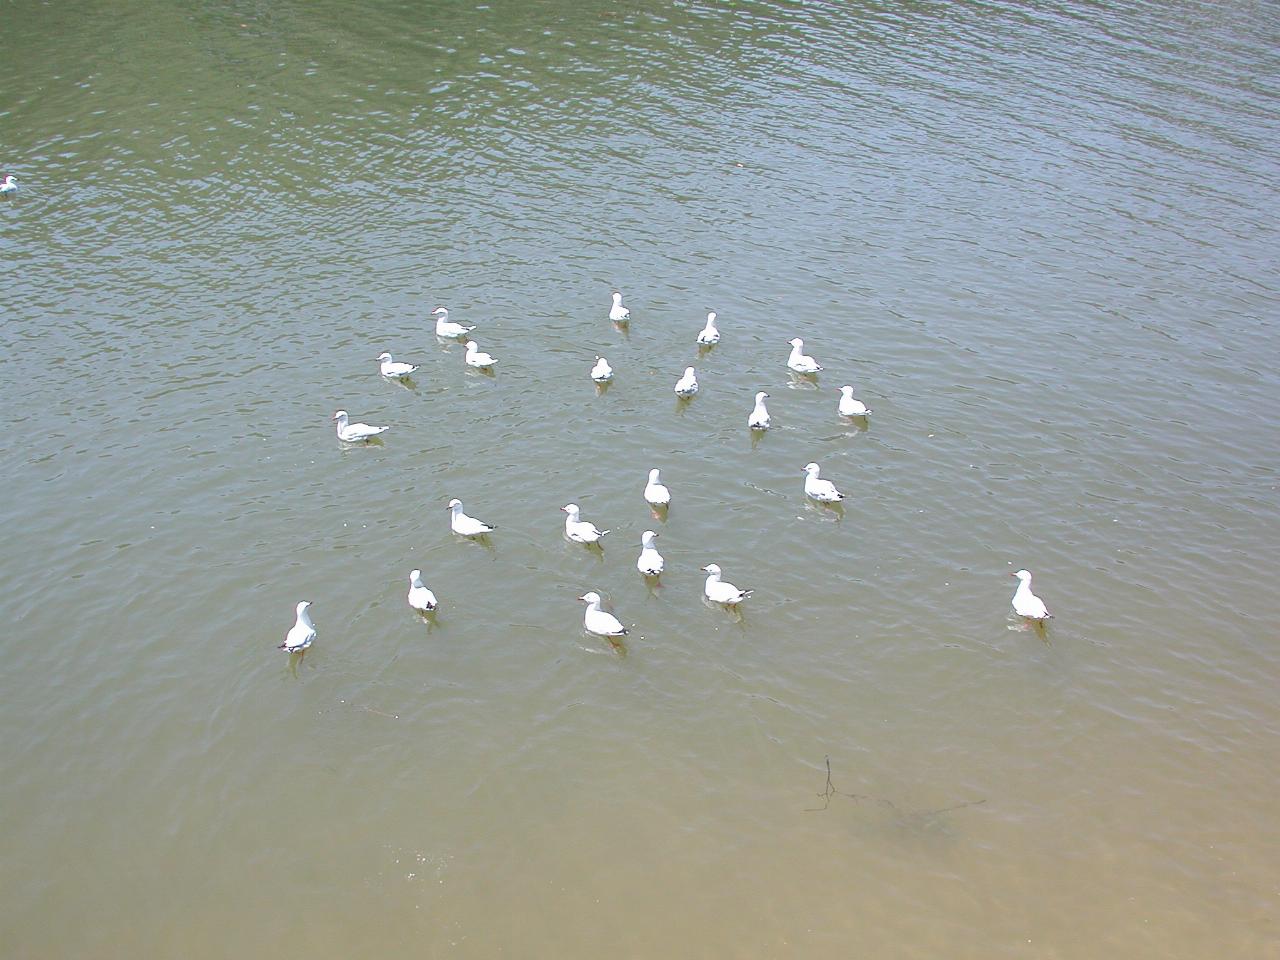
[789,337,804,348]
[376,352,393,362]
[432,306,448,316]
[706,311,717,323]
[1013,569,1032,581]
[641,530,658,546]
[561,503,580,519]
[755,391,769,402]
[295,600,312,613]
[409,569,422,583]
[611,292,623,303]
[840,385,854,396]
[447,498,462,511]
[578,591,602,604]
[700,563,722,576]
[684,366,696,377]
[332,410,348,422]
[803,462,820,476]
[648,468,661,483]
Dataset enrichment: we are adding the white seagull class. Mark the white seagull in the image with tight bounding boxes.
[787,337,823,373]
[643,468,671,507]
[407,569,438,612]
[579,591,628,637]
[464,340,497,369]
[636,530,664,576]
[696,311,720,345]
[590,356,614,382]
[562,503,608,544]
[701,563,752,605]
[333,410,388,442]
[609,291,630,323]
[447,498,496,537]
[432,306,475,339]
[748,391,771,430]
[0,175,17,196]
[674,366,699,397]
[279,601,316,654]
[377,351,418,378]
[802,461,844,502]
[1011,569,1052,620]
[838,385,871,417]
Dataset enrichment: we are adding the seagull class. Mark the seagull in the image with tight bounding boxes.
[636,530,664,576]
[643,468,671,507]
[838,385,871,417]
[0,175,17,196]
[802,461,844,502]
[333,410,388,442]
[787,337,822,373]
[1011,569,1052,620]
[376,351,418,378]
[696,311,720,345]
[674,366,698,397]
[432,306,475,339]
[279,601,316,654]
[579,591,628,636]
[464,340,497,369]
[748,391,771,430]
[407,569,438,612]
[609,291,630,323]
[701,563,752,605]
[562,503,608,543]
[590,356,614,382]
[447,498,496,537]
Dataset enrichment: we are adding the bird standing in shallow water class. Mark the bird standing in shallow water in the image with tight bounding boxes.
[407,569,438,612]
[748,391,771,430]
[448,498,496,537]
[0,175,17,196]
[1011,570,1052,620]
[332,410,388,442]
[644,468,671,508]
[432,306,475,339]
[376,352,418,378]
[609,291,630,323]
[636,531,664,576]
[280,601,316,654]
[838,385,871,417]
[787,337,823,374]
[696,311,720,345]
[674,366,699,397]
[590,356,613,382]
[562,503,609,544]
[802,461,844,502]
[579,591,628,636]
[701,564,752,605]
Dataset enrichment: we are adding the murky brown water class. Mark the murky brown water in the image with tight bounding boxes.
[2,1,1278,956]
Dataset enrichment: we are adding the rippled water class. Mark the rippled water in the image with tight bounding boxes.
[3,1,1278,956]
